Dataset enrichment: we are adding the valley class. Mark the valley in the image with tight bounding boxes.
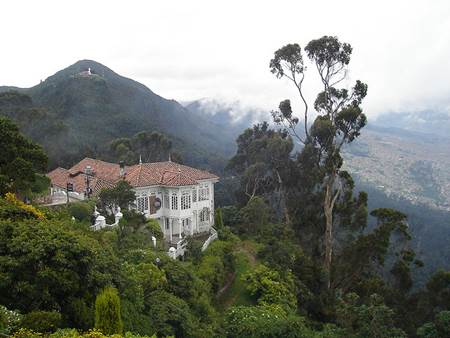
[345,125,450,211]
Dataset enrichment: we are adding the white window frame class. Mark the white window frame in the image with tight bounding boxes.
[137,193,148,213]
[164,193,170,209]
[181,190,191,210]
[200,207,210,222]
[171,192,178,210]
[192,188,197,202]
[199,184,209,201]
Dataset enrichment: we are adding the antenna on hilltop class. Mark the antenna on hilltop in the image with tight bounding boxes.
[139,154,142,164]
[168,153,172,162]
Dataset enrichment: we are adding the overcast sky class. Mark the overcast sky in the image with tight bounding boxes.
[2,0,450,118]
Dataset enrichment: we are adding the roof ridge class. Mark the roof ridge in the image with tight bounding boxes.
[159,169,176,184]
[50,167,68,172]
[137,162,143,186]
[80,157,120,165]
[165,169,198,186]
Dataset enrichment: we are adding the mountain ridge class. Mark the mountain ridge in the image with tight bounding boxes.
[0,60,237,171]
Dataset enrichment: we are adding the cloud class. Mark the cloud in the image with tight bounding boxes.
[1,0,450,119]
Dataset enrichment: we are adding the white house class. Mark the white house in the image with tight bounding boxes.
[47,157,219,245]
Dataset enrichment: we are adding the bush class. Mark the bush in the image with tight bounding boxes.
[20,310,62,333]
[242,264,297,311]
[0,218,117,328]
[185,238,204,264]
[214,208,224,229]
[221,206,241,228]
[417,310,450,338]
[145,219,164,240]
[197,255,226,294]
[11,328,42,338]
[145,290,197,338]
[224,305,312,338]
[65,298,94,330]
[0,305,22,335]
[204,240,236,272]
[69,202,93,222]
[2,193,46,220]
[95,287,123,335]
[196,240,236,295]
[12,328,158,338]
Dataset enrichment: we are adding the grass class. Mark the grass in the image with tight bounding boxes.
[216,240,258,312]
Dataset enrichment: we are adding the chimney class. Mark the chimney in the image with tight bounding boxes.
[119,161,125,177]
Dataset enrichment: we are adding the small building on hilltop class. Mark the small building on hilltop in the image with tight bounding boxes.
[47,157,219,245]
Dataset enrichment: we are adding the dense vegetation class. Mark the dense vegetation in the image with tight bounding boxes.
[1,36,450,337]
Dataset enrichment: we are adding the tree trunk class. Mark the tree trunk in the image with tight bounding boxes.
[323,177,334,289]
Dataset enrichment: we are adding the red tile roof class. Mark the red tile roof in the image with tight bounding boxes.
[47,167,70,188]
[47,165,115,195]
[69,158,121,182]
[47,158,219,195]
[125,161,218,187]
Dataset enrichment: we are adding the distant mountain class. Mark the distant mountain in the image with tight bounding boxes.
[0,60,237,170]
[374,110,450,138]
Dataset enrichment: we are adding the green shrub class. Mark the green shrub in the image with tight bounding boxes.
[95,287,123,335]
[0,305,22,334]
[65,298,94,330]
[185,238,204,264]
[214,208,224,229]
[20,310,62,333]
[242,264,297,311]
[195,240,236,295]
[417,310,450,338]
[197,255,226,294]
[221,206,241,228]
[145,219,164,240]
[14,328,158,337]
[204,240,235,272]
[69,202,93,222]
[224,305,312,338]
[11,328,42,338]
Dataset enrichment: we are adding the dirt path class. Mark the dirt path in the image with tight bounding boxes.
[216,271,236,297]
[216,241,257,310]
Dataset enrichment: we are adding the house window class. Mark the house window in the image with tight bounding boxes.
[192,188,197,202]
[137,194,148,213]
[181,190,191,210]
[165,218,170,230]
[199,184,209,201]
[164,194,170,209]
[182,218,190,228]
[200,207,210,222]
[171,193,178,210]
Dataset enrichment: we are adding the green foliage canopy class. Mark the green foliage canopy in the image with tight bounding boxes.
[0,117,47,196]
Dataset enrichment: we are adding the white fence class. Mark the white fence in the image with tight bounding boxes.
[90,208,123,231]
[201,227,218,252]
[168,238,188,259]
[167,227,218,259]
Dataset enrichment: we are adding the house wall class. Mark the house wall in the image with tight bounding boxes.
[132,179,216,241]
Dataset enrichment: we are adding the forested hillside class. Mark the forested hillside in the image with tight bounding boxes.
[356,179,450,287]
[0,60,234,171]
